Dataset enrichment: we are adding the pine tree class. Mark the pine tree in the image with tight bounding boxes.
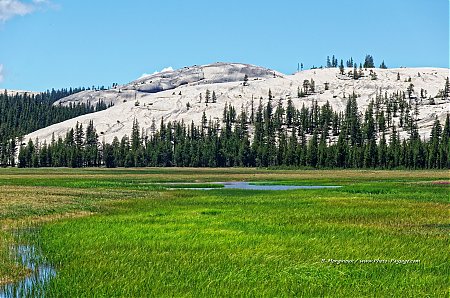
[428,119,441,168]
[363,55,375,68]
[339,60,345,75]
[388,125,400,168]
[238,133,251,166]
[274,98,284,133]
[131,118,141,152]
[353,65,359,80]
[286,99,295,127]
[252,101,264,167]
[119,135,130,167]
[318,123,328,167]
[378,110,386,133]
[20,139,32,167]
[18,143,27,168]
[85,120,98,166]
[444,77,450,100]
[378,132,387,168]
[439,114,450,168]
[102,142,115,168]
[7,138,16,167]
[201,112,208,132]
[243,74,249,86]
[363,101,377,167]
[72,122,84,167]
[407,83,414,99]
[335,128,347,168]
[303,80,310,95]
[297,127,307,166]
[345,94,362,146]
[265,99,277,166]
[205,89,211,103]
[346,57,354,68]
[277,132,287,166]
[309,79,315,93]
[31,139,40,168]
[412,137,426,169]
[135,146,145,167]
[332,112,340,136]
[125,151,135,167]
[286,127,298,166]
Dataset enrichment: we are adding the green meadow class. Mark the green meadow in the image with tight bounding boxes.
[0,168,448,297]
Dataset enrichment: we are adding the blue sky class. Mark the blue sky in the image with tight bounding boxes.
[0,0,448,91]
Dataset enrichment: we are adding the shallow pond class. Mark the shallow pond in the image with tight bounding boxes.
[0,245,55,298]
[169,182,341,190]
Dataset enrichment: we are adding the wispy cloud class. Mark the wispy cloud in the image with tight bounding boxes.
[139,67,174,79]
[0,64,4,83]
[0,0,51,23]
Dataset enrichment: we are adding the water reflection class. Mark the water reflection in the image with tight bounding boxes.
[170,182,342,190]
[0,245,55,298]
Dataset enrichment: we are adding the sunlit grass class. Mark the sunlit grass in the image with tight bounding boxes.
[0,168,448,296]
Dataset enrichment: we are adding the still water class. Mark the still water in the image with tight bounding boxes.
[170,181,341,190]
[0,245,55,298]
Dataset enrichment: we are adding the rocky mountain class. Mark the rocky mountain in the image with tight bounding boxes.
[24,62,449,143]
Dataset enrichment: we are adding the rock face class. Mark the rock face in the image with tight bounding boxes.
[56,63,282,107]
[25,63,449,144]
[124,63,282,93]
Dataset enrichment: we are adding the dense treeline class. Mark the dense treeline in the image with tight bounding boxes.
[0,88,111,166]
[17,90,450,169]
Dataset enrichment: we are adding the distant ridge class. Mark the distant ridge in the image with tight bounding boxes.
[24,63,449,143]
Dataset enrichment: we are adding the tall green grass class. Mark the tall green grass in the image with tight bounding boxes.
[0,169,448,297]
[41,189,449,296]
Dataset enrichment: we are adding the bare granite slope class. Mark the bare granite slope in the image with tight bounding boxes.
[25,63,450,143]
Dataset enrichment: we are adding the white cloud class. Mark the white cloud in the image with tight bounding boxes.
[0,0,50,23]
[139,66,174,79]
[0,64,3,83]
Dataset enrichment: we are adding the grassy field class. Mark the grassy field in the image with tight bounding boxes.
[0,168,448,297]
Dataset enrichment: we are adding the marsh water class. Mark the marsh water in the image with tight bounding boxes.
[170,182,341,190]
[0,245,55,298]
